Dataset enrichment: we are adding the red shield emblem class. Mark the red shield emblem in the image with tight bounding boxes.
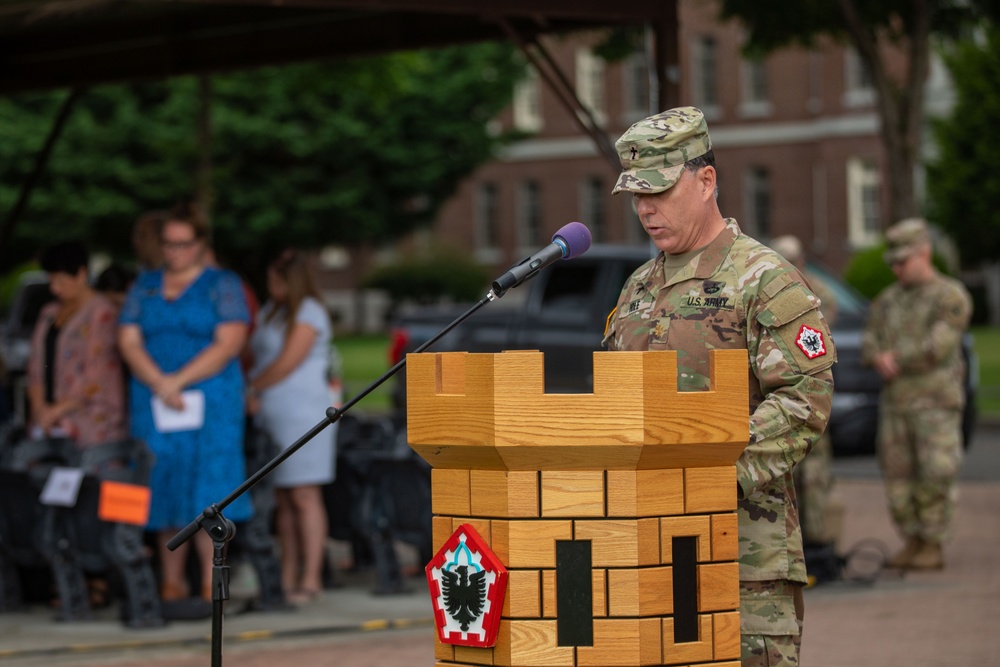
[425,524,508,648]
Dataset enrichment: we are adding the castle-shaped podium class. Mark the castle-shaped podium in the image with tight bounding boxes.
[408,349,748,667]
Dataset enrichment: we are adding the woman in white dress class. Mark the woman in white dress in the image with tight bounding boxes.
[247,249,335,604]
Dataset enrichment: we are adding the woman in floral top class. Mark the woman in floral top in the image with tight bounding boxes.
[27,242,125,448]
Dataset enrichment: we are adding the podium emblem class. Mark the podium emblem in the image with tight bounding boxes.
[426,524,507,647]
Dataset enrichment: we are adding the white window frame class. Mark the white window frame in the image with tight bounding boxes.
[517,180,542,250]
[691,35,720,120]
[575,48,606,126]
[579,177,606,243]
[846,157,882,247]
[513,69,543,132]
[743,166,772,239]
[843,48,875,107]
[739,56,772,118]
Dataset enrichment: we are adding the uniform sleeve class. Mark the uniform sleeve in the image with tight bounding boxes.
[860,293,888,366]
[212,270,250,324]
[738,276,836,499]
[894,283,971,374]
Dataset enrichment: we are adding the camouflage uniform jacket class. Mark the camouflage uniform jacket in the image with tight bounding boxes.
[861,272,971,411]
[605,219,836,583]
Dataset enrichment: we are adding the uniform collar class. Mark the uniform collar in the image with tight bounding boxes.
[658,218,741,287]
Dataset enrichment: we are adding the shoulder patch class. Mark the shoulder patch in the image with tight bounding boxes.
[795,324,828,359]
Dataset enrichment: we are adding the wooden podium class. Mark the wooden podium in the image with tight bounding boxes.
[408,350,748,667]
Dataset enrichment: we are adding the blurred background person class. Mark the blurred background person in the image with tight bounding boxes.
[131,210,168,271]
[862,218,972,571]
[771,235,843,582]
[94,263,138,312]
[247,249,335,605]
[27,241,125,448]
[118,200,252,602]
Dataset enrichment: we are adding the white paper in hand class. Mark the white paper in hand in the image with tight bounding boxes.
[151,390,205,433]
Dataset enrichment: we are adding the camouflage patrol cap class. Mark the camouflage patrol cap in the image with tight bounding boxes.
[884,217,931,264]
[612,106,712,195]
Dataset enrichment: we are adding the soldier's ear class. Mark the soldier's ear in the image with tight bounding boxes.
[696,165,717,201]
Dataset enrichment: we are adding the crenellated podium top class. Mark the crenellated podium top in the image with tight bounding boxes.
[406,350,749,471]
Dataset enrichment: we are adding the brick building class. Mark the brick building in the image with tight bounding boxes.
[322,1,953,332]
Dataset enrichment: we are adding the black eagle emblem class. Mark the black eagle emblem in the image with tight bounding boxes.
[441,565,487,631]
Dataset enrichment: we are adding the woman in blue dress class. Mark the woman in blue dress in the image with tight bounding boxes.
[118,201,252,602]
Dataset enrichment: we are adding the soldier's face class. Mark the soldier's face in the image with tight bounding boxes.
[632,167,714,255]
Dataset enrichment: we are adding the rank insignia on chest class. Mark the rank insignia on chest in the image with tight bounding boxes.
[795,324,828,359]
[426,524,508,648]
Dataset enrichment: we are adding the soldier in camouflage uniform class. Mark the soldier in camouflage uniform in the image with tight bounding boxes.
[605,107,836,667]
[771,235,841,554]
[861,218,972,571]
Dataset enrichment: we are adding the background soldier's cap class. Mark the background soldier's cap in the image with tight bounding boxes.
[883,217,931,264]
[612,106,712,195]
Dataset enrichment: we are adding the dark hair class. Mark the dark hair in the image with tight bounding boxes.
[95,263,137,294]
[166,198,210,241]
[684,148,716,174]
[265,249,321,333]
[39,241,89,276]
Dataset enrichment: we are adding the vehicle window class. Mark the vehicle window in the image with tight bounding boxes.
[806,261,868,327]
[539,264,600,312]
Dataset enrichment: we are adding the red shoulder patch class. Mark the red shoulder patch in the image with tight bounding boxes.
[795,324,827,359]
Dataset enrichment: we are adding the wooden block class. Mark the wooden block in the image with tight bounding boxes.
[713,611,741,660]
[607,566,673,617]
[660,516,712,563]
[433,516,454,555]
[575,519,660,567]
[434,633,455,662]
[592,568,607,617]
[491,520,573,568]
[452,517,492,548]
[494,619,575,667]
[576,618,662,667]
[454,645,493,666]
[504,569,541,618]
[541,471,605,517]
[662,614,713,665]
[641,349,750,456]
[432,468,471,516]
[684,466,737,513]
[607,469,684,517]
[697,562,740,612]
[471,470,539,518]
[542,569,557,618]
[711,513,739,562]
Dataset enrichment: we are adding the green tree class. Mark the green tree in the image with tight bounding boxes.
[0,43,524,277]
[926,27,1000,267]
[718,0,998,226]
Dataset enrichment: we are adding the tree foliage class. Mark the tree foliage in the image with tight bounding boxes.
[0,43,524,278]
[718,0,999,226]
[926,27,1000,266]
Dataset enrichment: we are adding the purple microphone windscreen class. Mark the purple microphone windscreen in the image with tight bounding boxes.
[553,222,592,260]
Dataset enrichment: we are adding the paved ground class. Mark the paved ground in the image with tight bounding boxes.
[2,424,998,667]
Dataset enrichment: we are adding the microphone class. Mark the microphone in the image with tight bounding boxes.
[488,222,592,299]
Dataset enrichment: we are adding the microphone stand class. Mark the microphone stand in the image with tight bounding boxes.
[166,291,499,667]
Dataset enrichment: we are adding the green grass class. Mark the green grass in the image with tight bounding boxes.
[333,334,393,414]
[972,325,1000,417]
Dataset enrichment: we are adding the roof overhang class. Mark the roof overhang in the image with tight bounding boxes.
[0,0,673,95]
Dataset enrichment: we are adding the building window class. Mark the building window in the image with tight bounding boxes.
[476,183,500,250]
[576,48,606,125]
[744,167,772,239]
[518,180,542,248]
[843,48,875,107]
[739,56,771,117]
[579,177,606,243]
[692,35,719,118]
[846,157,882,246]
[513,69,543,132]
[623,197,644,245]
[624,51,650,119]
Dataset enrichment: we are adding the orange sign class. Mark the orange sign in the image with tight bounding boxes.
[98,481,151,526]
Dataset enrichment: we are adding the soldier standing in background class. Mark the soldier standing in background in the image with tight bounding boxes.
[605,107,837,667]
[862,218,972,571]
[771,236,842,566]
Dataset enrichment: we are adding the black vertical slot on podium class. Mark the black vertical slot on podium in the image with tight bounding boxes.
[673,536,699,643]
[556,540,593,646]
